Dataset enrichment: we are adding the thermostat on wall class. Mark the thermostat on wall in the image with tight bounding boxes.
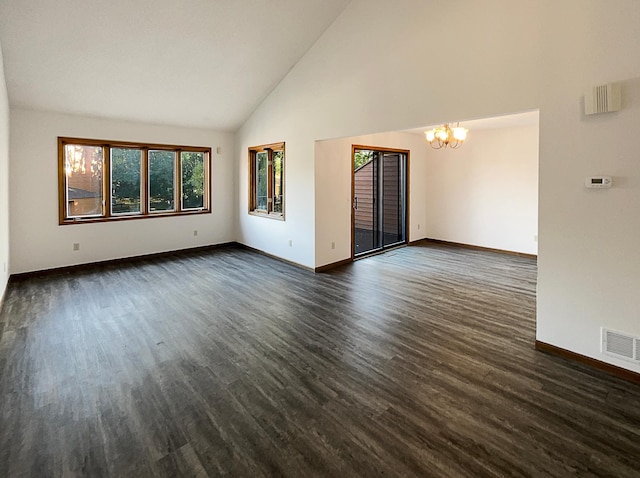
[585,176,612,188]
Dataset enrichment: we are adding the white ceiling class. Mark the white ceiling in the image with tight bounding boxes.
[402,110,539,136]
[0,0,351,131]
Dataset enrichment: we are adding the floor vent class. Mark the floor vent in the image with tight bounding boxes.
[602,328,638,361]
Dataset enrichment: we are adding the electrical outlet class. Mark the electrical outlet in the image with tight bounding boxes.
[288,239,293,247]
[73,243,80,251]
[534,234,538,242]
[331,242,335,250]
[3,262,6,273]
[417,224,420,230]
[193,230,198,237]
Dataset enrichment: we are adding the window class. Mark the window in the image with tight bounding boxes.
[248,142,285,218]
[58,137,211,224]
[63,143,104,218]
[181,151,206,210]
[148,150,176,212]
[111,147,142,215]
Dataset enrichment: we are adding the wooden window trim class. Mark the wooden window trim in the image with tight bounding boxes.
[248,142,285,220]
[58,137,211,225]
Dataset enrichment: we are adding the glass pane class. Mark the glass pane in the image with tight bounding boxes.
[181,152,205,210]
[272,150,283,214]
[382,153,404,247]
[354,150,378,255]
[256,151,268,210]
[111,148,141,215]
[64,144,103,218]
[354,149,374,170]
[149,150,175,212]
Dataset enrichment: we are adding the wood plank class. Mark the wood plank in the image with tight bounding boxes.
[1,243,639,477]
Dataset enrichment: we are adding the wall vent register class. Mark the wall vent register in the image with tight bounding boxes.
[602,328,640,362]
[584,83,621,115]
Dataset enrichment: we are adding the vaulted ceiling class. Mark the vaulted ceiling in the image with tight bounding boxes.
[0,0,351,131]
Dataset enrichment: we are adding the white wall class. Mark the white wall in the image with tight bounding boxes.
[237,0,542,269]
[0,44,9,297]
[311,122,539,268]
[10,109,235,274]
[236,137,315,268]
[315,131,428,268]
[237,0,640,372]
[425,123,539,255]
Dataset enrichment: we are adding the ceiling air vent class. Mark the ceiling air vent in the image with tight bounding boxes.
[602,328,636,361]
[585,83,621,115]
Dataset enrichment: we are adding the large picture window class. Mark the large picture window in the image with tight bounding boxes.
[248,142,285,219]
[58,137,211,224]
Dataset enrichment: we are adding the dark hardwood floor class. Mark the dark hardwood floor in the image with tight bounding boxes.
[1,242,639,477]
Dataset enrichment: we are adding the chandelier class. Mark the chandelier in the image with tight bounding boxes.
[424,123,468,149]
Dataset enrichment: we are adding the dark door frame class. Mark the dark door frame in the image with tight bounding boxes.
[351,144,410,260]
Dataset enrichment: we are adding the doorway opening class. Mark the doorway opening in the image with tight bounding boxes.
[352,146,408,258]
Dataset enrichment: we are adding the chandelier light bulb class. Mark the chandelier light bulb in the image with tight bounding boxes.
[452,127,468,141]
[424,122,468,149]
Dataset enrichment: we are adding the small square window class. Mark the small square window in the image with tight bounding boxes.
[248,142,285,219]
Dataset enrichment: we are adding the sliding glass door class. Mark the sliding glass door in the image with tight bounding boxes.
[353,147,407,257]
